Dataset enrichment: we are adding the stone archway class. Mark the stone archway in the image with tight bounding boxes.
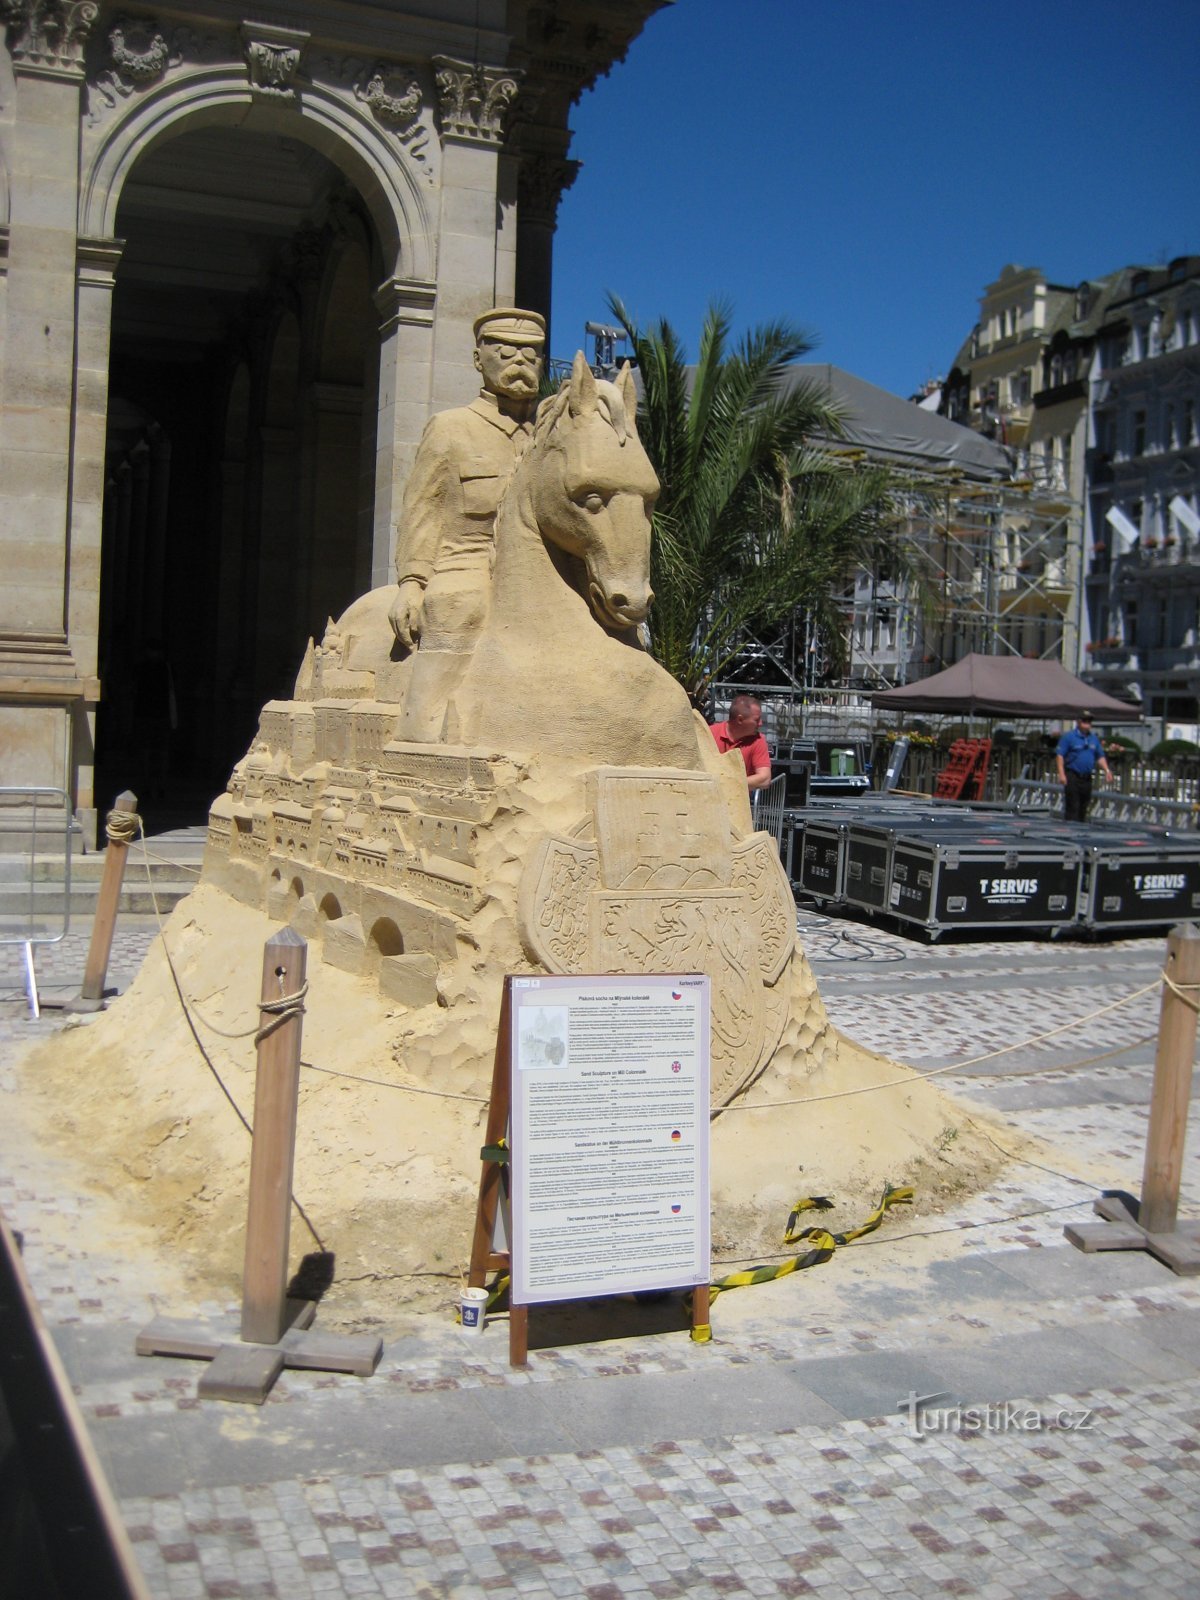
[76,35,439,811]
[95,123,391,803]
[1,3,661,842]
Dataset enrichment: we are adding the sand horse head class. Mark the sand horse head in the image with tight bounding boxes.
[524,352,660,631]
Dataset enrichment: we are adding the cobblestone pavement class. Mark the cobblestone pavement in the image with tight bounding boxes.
[3,889,1199,1599]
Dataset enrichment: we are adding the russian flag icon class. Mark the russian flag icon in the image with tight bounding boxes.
[671,1204,682,1214]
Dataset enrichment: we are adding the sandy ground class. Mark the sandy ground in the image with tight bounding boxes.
[16,881,1036,1330]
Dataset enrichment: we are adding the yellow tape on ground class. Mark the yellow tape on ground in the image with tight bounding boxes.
[782,1182,913,1246]
[707,1184,914,1304]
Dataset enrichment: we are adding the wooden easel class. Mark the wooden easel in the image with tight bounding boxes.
[469,977,712,1368]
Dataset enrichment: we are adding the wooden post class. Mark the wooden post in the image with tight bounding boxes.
[1140,922,1200,1235]
[241,928,307,1346]
[469,981,512,1290]
[76,790,138,1008]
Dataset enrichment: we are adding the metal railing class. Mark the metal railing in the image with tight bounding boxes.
[751,772,787,846]
[0,787,78,1018]
[1005,778,1198,830]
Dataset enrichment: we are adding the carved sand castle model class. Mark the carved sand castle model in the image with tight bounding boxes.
[25,347,996,1321]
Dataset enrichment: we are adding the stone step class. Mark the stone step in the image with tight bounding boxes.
[0,877,195,920]
[0,841,201,917]
[0,852,201,885]
[0,823,206,916]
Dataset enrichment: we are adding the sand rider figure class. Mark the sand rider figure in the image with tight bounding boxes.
[389,308,546,740]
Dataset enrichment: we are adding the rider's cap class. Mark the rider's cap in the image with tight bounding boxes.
[473,307,546,346]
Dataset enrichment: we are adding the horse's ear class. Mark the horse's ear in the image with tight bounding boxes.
[616,362,639,435]
[568,349,598,417]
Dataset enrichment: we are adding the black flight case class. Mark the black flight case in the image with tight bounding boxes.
[882,818,1084,936]
[1073,823,1200,931]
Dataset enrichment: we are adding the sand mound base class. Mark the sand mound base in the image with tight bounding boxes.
[21,883,1009,1330]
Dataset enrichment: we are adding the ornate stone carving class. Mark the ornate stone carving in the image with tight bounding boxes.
[89,16,178,111]
[432,55,520,145]
[109,17,168,80]
[3,0,98,75]
[518,153,581,229]
[353,62,429,166]
[241,20,307,101]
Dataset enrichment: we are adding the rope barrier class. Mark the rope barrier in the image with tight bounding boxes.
[1161,972,1200,1014]
[716,973,1167,1112]
[300,1059,490,1104]
[254,982,309,1046]
[105,806,140,846]
[137,844,202,876]
[134,815,326,1252]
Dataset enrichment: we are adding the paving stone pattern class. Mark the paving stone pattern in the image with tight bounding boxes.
[3,884,1199,1598]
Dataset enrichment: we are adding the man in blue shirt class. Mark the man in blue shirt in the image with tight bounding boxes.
[1055,711,1113,822]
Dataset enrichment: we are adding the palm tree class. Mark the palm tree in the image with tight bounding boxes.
[608,296,899,706]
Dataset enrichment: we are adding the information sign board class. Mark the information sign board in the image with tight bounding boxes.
[509,973,710,1307]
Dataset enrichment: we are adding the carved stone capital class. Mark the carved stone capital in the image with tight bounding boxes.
[3,0,99,78]
[432,55,521,146]
[241,20,307,102]
[518,153,581,229]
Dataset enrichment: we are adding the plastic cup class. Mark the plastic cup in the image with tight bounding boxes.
[459,1285,488,1333]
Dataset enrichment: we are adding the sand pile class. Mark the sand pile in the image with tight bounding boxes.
[19,879,1006,1328]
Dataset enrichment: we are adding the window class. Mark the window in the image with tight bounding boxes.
[1133,411,1147,455]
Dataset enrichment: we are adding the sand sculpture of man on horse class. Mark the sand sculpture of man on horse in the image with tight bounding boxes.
[388,307,546,742]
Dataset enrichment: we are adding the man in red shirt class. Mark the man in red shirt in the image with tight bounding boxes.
[709,693,772,791]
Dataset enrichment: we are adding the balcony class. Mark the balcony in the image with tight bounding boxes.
[1143,646,1200,674]
[1086,642,1137,670]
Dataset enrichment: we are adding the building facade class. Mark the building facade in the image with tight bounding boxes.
[0,0,662,840]
[1084,257,1200,729]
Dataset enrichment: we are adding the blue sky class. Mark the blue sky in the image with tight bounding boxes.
[550,0,1200,399]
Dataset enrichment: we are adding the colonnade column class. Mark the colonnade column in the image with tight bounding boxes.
[0,2,101,832]
[427,57,521,413]
[370,277,436,590]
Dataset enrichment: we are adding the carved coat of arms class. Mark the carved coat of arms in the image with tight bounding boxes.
[519,769,795,1102]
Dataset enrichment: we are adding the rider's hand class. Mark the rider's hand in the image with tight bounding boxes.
[389,579,425,648]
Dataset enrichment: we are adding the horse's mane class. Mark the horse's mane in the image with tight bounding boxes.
[532,374,633,448]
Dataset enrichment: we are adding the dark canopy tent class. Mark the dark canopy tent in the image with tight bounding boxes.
[870,654,1142,722]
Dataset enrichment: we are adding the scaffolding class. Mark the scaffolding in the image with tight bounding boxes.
[713,461,1083,739]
